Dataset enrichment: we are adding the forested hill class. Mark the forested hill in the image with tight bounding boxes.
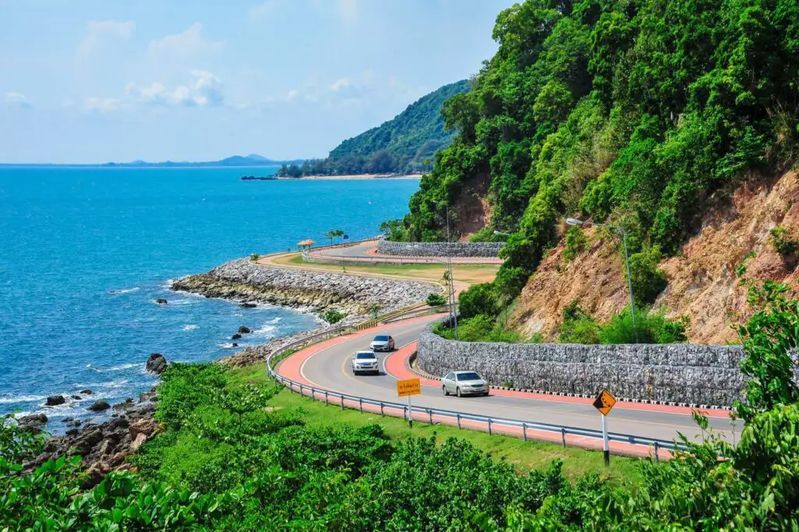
[399,0,799,303]
[278,80,469,176]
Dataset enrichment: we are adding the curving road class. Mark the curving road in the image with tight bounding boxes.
[277,314,740,456]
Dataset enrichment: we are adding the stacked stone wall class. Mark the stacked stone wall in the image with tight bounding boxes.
[417,326,799,406]
[377,240,503,257]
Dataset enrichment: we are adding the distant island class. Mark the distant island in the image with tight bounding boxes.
[1,154,303,168]
[278,80,469,178]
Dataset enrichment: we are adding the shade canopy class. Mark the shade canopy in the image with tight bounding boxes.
[297,239,315,248]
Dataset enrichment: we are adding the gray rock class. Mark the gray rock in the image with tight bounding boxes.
[145,353,167,374]
[238,325,252,334]
[80,389,93,395]
[45,395,65,406]
[232,333,242,340]
[88,400,111,412]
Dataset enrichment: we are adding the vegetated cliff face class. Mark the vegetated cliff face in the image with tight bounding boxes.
[509,171,799,344]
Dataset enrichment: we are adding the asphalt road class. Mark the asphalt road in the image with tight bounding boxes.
[285,316,741,445]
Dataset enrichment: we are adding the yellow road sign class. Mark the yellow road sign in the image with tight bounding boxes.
[397,378,421,397]
[593,389,616,416]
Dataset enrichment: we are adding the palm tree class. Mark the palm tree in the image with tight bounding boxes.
[325,229,345,245]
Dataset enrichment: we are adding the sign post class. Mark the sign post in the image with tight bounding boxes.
[397,378,421,427]
[592,389,616,466]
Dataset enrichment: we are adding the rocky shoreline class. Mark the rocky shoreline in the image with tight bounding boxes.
[16,258,439,483]
[171,258,441,320]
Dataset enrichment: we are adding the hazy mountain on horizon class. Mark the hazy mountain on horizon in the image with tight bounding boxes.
[0,153,303,167]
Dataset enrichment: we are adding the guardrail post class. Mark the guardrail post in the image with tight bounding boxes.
[522,422,527,441]
[380,403,384,416]
[456,414,461,429]
[359,398,363,412]
[340,395,344,410]
[561,428,566,448]
[325,391,329,405]
[488,418,492,435]
[654,441,660,464]
[428,409,433,424]
[311,389,315,400]
[299,384,303,395]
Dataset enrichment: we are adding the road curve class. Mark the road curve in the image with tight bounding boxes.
[276,314,740,457]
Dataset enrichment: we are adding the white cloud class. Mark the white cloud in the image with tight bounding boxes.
[3,91,32,109]
[127,70,224,107]
[85,96,125,112]
[148,23,224,59]
[78,20,135,58]
[248,1,277,20]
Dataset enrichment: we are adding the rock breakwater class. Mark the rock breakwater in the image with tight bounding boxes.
[172,258,441,318]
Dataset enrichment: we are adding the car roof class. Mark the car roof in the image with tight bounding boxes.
[355,350,376,356]
[453,370,480,375]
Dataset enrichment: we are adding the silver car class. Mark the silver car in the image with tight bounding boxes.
[442,371,489,397]
[370,334,395,352]
[351,351,380,375]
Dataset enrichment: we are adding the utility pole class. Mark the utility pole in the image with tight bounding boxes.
[445,207,459,340]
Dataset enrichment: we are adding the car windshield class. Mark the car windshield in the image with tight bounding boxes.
[356,352,375,359]
[374,335,389,341]
[457,372,481,381]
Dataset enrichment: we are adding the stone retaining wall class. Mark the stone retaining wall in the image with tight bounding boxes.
[416,325,799,406]
[377,240,503,257]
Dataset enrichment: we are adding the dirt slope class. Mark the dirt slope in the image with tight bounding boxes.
[509,171,799,344]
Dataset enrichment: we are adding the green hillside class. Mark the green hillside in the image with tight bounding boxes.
[399,0,799,305]
[278,80,469,176]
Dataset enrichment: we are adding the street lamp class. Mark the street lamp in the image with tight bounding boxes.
[566,217,638,343]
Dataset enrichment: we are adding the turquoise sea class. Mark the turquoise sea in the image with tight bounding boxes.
[0,166,418,429]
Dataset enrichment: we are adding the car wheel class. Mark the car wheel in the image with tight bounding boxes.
[443,385,448,396]
[456,387,461,398]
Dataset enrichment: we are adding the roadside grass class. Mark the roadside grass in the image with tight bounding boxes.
[230,363,644,486]
[270,252,500,286]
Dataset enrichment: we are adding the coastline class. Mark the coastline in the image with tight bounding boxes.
[275,173,422,180]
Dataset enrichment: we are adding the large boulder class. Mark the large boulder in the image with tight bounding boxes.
[238,325,252,334]
[45,395,65,406]
[18,413,48,433]
[145,353,168,374]
[88,400,110,412]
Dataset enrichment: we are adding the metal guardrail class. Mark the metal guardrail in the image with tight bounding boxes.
[264,316,685,460]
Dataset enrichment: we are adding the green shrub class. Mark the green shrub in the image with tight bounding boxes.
[250,253,260,262]
[626,246,668,306]
[426,293,446,306]
[598,307,687,344]
[769,226,798,258]
[321,309,346,324]
[563,226,587,262]
[458,282,497,319]
[435,314,521,343]
[559,302,600,343]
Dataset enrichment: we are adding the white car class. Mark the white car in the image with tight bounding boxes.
[351,351,380,375]
[442,371,489,397]
[370,334,395,352]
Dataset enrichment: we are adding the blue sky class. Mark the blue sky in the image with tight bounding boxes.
[0,0,514,163]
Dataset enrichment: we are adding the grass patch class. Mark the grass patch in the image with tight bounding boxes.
[230,364,643,485]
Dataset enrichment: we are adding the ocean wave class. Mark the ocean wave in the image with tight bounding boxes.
[0,394,46,405]
[253,324,276,336]
[96,379,130,389]
[109,287,140,295]
[218,342,238,349]
[182,324,199,331]
[101,363,140,372]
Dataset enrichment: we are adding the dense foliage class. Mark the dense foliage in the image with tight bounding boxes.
[3,281,798,528]
[399,0,799,310]
[278,80,469,177]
